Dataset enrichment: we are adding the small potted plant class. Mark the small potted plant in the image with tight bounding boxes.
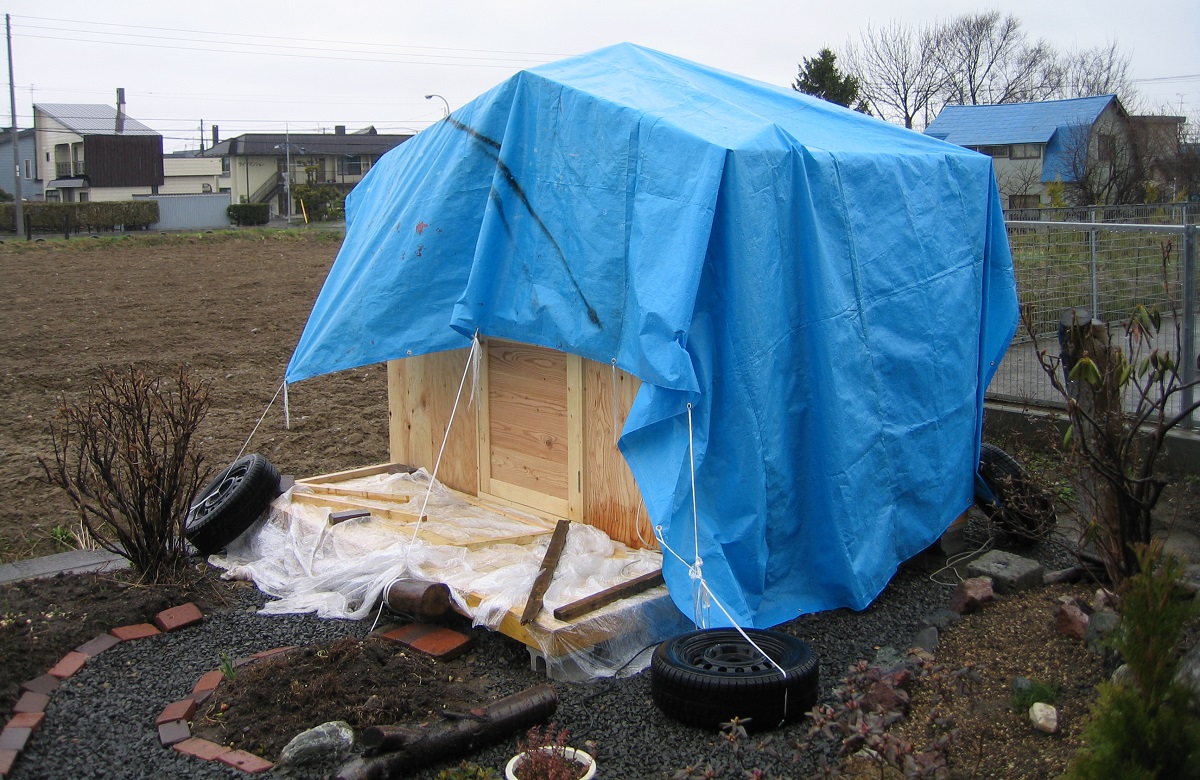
[504,724,595,780]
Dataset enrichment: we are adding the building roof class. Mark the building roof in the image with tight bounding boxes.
[34,104,159,136]
[924,95,1117,146]
[201,131,413,159]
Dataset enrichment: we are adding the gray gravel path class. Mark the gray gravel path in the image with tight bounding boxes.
[9,516,1074,780]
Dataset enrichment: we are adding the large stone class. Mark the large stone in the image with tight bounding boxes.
[1174,641,1200,713]
[912,626,939,654]
[1029,702,1059,734]
[1085,609,1121,655]
[278,721,356,767]
[966,551,1045,594]
[950,577,994,614]
[1056,600,1090,641]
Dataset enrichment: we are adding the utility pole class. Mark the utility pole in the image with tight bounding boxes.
[6,14,23,235]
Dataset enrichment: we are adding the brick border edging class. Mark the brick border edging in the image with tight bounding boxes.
[0,602,218,778]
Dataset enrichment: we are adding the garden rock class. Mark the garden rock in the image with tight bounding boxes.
[1093,588,1118,612]
[1174,641,1200,712]
[1055,600,1090,641]
[1178,564,1200,596]
[950,577,994,614]
[922,608,960,631]
[1111,664,1133,688]
[1085,609,1120,656]
[912,626,938,653]
[278,720,356,767]
[966,551,1044,594]
[1029,702,1058,734]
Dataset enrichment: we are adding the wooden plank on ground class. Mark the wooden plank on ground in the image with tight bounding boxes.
[552,570,665,622]
[296,462,414,485]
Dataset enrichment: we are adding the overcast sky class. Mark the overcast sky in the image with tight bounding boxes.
[6,1,1197,152]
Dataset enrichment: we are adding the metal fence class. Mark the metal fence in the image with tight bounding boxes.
[987,220,1198,428]
[1003,202,1199,225]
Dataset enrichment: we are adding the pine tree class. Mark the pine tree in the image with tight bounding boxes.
[792,48,871,114]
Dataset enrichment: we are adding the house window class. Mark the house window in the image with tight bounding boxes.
[1009,194,1041,209]
[221,157,231,174]
[972,145,1009,158]
[1010,144,1041,160]
[23,159,31,179]
[1097,134,1116,163]
[339,155,364,176]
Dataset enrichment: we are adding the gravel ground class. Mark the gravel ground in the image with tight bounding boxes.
[11,513,1076,780]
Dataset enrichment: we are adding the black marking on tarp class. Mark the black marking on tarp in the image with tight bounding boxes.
[447,116,601,328]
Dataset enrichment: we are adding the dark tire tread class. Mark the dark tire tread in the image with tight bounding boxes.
[186,454,281,555]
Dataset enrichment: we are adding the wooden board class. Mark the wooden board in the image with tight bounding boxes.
[486,341,569,499]
[583,360,653,548]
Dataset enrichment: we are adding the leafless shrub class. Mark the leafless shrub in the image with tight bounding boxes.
[39,364,211,581]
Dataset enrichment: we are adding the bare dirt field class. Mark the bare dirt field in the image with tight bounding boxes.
[0,229,389,562]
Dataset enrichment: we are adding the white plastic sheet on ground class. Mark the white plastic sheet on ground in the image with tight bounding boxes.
[210,469,683,679]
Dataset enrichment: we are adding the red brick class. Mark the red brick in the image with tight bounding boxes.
[12,692,50,714]
[0,728,31,753]
[173,737,230,761]
[75,633,121,658]
[47,651,89,680]
[218,749,273,773]
[192,670,226,695]
[0,748,17,777]
[110,623,161,642]
[19,675,59,696]
[382,624,474,661]
[154,603,204,632]
[5,713,44,732]
[158,719,191,747]
[156,698,198,727]
[191,688,214,706]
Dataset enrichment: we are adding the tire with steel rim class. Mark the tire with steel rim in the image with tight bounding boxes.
[185,454,281,555]
[651,628,818,731]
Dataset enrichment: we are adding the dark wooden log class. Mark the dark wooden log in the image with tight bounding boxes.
[384,579,452,622]
[337,685,559,780]
[552,569,665,622]
[521,519,570,625]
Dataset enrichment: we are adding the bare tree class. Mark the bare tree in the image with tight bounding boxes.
[1058,122,1146,205]
[1060,41,1139,105]
[995,160,1045,209]
[840,20,944,129]
[932,11,1061,106]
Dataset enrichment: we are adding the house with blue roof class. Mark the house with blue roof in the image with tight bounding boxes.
[924,95,1133,207]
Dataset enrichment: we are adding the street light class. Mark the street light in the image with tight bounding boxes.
[425,94,450,119]
[273,125,306,225]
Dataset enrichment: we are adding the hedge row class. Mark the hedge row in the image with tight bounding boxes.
[227,203,270,226]
[0,201,160,232]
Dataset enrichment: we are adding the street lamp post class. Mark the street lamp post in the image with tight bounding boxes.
[274,125,306,225]
[425,94,450,119]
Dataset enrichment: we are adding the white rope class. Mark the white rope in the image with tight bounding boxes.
[283,382,290,430]
[611,358,620,445]
[237,381,286,460]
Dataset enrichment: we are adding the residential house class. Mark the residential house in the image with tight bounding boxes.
[162,150,223,195]
[924,95,1142,207]
[33,95,165,203]
[0,129,43,201]
[200,126,412,217]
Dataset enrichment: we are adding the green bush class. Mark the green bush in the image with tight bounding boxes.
[227,203,270,226]
[1065,543,1200,780]
[0,200,159,232]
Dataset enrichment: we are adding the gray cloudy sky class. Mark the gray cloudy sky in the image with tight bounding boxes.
[6,0,1197,152]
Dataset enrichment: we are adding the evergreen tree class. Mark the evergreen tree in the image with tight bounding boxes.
[792,48,870,114]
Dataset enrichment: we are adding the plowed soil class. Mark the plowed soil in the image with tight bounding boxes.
[0,230,388,562]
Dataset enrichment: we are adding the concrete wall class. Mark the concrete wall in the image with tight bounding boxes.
[140,193,232,231]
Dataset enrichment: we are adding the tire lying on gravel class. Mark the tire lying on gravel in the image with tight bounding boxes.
[186,454,282,555]
[651,628,818,731]
[976,442,1057,542]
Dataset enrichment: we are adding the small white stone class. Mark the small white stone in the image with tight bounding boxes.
[1029,702,1059,734]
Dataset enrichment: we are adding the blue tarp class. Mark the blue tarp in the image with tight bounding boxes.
[286,43,1019,628]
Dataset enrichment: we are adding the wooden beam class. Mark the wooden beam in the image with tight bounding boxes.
[295,462,414,485]
[520,519,571,625]
[551,569,665,622]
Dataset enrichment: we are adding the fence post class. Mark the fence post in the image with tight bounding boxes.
[1089,208,1099,318]
[1182,224,1197,430]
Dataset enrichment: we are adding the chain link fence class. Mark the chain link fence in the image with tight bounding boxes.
[987,219,1198,428]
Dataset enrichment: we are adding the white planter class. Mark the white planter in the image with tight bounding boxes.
[505,746,596,780]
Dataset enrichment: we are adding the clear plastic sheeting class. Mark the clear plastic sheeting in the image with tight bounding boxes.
[210,469,684,679]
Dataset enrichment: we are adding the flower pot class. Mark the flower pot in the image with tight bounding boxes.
[505,746,596,780]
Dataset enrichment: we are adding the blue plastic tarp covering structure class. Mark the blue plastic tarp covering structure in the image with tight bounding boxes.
[286,43,1019,628]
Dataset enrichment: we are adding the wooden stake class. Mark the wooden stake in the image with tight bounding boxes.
[520,519,570,625]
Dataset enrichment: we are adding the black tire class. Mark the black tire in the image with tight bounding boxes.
[186,454,281,555]
[650,628,818,731]
[977,443,1056,542]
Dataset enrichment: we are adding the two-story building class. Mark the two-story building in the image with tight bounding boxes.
[34,96,165,203]
[924,95,1142,207]
[201,126,412,217]
[0,129,43,201]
